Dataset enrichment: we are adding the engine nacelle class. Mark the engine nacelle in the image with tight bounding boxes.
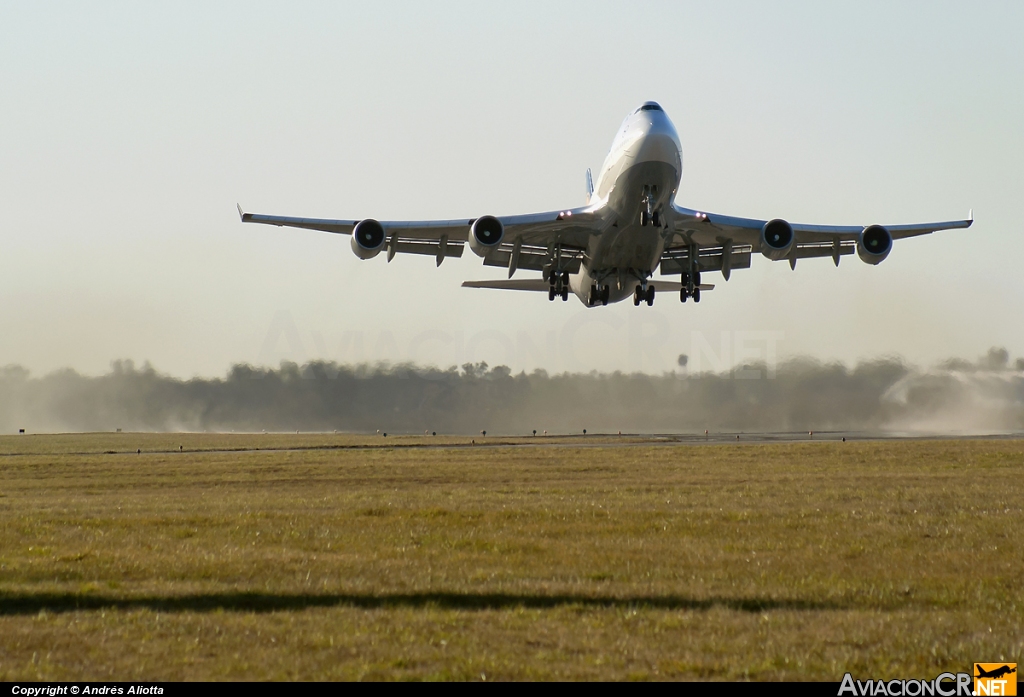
[350,219,386,260]
[857,225,892,265]
[760,218,795,261]
[468,215,504,257]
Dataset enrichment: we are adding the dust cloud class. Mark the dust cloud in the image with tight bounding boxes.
[2,349,1023,435]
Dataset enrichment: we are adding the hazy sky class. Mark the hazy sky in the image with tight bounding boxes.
[1,1,1022,377]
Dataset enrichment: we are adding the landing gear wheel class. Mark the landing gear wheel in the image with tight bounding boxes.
[645,285,655,306]
[589,284,598,306]
[680,288,688,303]
[693,287,701,303]
[601,285,610,305]
[633,285,642,306]
[693,271,701,286]
[561,288,568,301]
[548,287,556,302]
[640,211,650,227]
[652,211,661,227]
[561,271,569,285]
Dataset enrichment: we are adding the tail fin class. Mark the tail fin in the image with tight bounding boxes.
[585,168,594,203]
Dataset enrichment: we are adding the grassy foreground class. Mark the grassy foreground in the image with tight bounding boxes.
[0,433,1021,680]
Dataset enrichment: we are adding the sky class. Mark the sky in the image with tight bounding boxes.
[1,1,1022,378]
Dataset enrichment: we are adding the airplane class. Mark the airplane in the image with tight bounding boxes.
[975,665,1016,680]
[238,101,972,307]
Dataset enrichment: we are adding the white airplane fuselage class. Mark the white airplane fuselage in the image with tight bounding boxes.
[570,103,683,305]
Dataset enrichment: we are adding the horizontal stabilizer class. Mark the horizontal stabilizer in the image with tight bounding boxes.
[462,279,715,293]
[462,279,551,292]
[645,280,715,292]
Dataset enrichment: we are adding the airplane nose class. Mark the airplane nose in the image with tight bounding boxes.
[635,110,677,140]
[635,123,680,166]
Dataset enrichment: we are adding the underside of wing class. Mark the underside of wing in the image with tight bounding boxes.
[661,204,973,278]
[238,204,470,239]
[237,203,605,269]
[670,204,973,245]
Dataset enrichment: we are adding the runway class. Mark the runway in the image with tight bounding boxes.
[3,429,1022,459]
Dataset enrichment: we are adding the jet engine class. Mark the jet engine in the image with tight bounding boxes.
[468,215,504,257]
[857,225,892,265]
[760,218,795,261]
[350,219,386,259]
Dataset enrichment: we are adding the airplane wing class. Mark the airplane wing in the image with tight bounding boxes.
[670,204,973,243]
[660,204,973,278]
[237,203,604,269]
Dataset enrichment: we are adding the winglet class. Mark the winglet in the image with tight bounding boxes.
[969,208,973,223]
[236,203,252,223]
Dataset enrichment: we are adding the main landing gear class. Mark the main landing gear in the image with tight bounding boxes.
[589,284,610,306]
[548,269,569,302]
[633,284,655,307]
[680,271,701,303]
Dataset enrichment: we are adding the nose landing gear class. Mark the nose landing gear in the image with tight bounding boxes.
[639,186,661,227]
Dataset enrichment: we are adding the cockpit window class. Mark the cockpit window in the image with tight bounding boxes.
[635,101,663,113]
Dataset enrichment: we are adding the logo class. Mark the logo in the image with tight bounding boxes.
[975,664,1017,696]
[839,672,971,696]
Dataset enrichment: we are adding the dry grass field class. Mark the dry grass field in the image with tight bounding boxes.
[0,433,1021,681]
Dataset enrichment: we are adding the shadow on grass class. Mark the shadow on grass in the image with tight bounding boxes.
[0,591,847,616]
